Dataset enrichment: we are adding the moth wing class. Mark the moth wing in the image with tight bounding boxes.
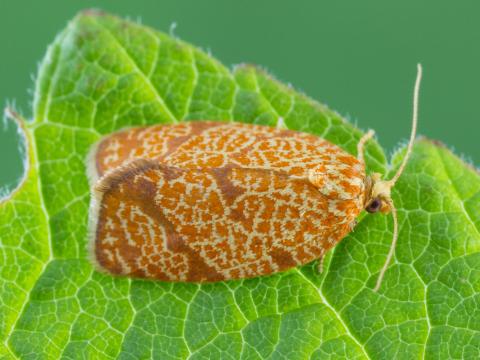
[89,158,359,282]
[86,122,223,183]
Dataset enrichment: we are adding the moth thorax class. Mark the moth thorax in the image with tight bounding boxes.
[308,167,355,200]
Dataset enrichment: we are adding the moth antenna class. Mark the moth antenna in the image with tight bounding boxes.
[388,63,422,186]
[372,64,422,291]
[357,129,375,167]
[374,200,398,292]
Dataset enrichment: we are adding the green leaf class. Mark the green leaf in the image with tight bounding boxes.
[1,10,479,359]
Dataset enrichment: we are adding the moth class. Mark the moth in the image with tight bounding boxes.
[87,65,422,291]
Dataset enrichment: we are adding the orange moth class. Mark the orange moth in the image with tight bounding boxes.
[87,65,422,291]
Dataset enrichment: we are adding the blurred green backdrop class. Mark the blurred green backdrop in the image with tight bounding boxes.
[1,0,479,193]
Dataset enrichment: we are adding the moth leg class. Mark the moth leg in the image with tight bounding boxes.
[357,130,375,167]
[317,255,325,274]
[276,116,287,129]
[349,219,358,231]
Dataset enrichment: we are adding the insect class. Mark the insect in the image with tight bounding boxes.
[87,65,422,291]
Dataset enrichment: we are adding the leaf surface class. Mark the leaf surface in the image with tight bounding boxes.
[1,11,479,359]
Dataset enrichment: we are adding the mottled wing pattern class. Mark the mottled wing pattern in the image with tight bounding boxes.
[89,121,221,182]
[88,121,366,281]
[92,161,359,281]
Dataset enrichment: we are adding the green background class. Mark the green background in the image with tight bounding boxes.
[1,0,479,193]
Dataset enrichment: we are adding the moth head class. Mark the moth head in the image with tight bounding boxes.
[364,173,393,214]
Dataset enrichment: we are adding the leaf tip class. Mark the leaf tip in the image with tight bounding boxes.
[4,106,25,125]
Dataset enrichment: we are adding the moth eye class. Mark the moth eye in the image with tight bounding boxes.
[366,198,382,213]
